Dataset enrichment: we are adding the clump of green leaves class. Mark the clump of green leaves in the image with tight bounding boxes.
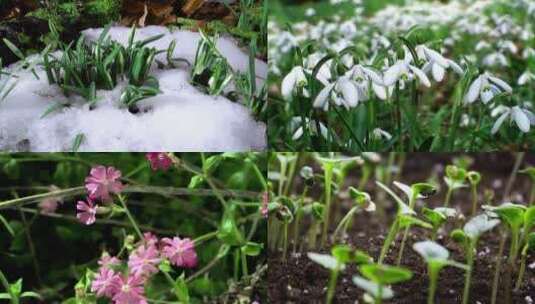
[0,59,17,102]
[308,245,372,304]
[192,31,234,96]
[413,241,468,304]
[0,269,42,304]
[352,263,412,304]
[422,207,457,240]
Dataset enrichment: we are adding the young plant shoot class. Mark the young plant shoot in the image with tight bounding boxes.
[333,187,376,241]
[443,165,467,207]
[422,207,457,240]
[352,263,413,304]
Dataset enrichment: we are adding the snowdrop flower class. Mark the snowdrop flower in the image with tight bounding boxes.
[344,65,389,100]
[464,72,512,104]
[518,70,535,85]
[491,105,535,134]
[383,60,431,87]
[290,117,329,140]
[313,77,359,111]
[281,66,309,100]
[416,45,463,81]
[482,52,508,67]
[304,53,332,85]
[161,237,198,268]
[371,128,392,141]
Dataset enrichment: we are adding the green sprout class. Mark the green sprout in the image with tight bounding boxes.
[315,154,362,247]
[450,214,500,304]
[333,187,375,241]
[413,241,468,304]
[0,269,42,304]
[443,165,467,207]
[392,181,437,265]
[308,245,372,304]
[292,166,314,253]
[515,232,535,290]
[192,31,234,96]
[0,59,17,102]
[467,171,481,216]
[306,202,324,250]
[422,207,457,240]
[352,263,412,304]
[376,181,432,264]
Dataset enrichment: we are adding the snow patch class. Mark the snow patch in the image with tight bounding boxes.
[0,26,266,151]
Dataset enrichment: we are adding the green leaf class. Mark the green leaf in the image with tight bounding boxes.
[450,229,467,244]
[398,215,432,229]
[0,214,15,237]
[174,274,190,303]
[352,276,393,299]
[188,175,205,189]
[241,242,263,256]
[41,103,65,119]
[359,264,413,285]
[20,291,42,299]
[216,204,244,246]
[0,293,10,299]
[524,206,535,232]
[10,279,22,296]
[331,245,353,264]
[307,252,340,270]
[204,156,222,174]
[376,181,414,215]
[72,133,85,152]
[2,39,25,60]
[159,260,172,273]
[485,203,526,230]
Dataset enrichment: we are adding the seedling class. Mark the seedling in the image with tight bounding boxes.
[0,59,17,102]
[413,241,468,304]
[515,232,535,290]
[422,207,457,240]
[333,187,375,240]
[352,263,412,304]
[467,171,481,215]
[443,165,467,207]
[392,181,437,265]
[376,181,432,264]
[306,202,324,250]
[192,31,234,96]
[292,166,314,253]
[308,245,372,304]
[450,214,500,304]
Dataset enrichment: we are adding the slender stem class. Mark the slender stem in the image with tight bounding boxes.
[503,152,525,201]
[241,250,248,276]
[17,207,42,286]
[428,266,438,304]
[396,227,409,266]
[161,271,182,301]
[0,269,18,304]
[193,231,218,246]
[308,221,318,250]
[379,218,399,264]
[491,231,507,304]
[462,244,474,304]
[117,194,144,240]
[326,267,339,304]
[282,221,288,261]
[471,184,478,216]
[395,81,402,151]
[186,247,224,283]
[376,284,383,304]
[321,164,333,247]
[332,106,365,151]
[515,245,528,291]
[444,187,453,207]
[333,207,356,241]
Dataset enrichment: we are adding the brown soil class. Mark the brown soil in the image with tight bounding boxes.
[268,153,535,303]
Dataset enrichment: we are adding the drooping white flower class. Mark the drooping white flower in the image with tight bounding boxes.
[372,128,392,141]
[383,60,431,87]
[304,53,332,85]
[290,117,329,140]
[518,70,535,86]
[344,65,390,100]
[313,77,359,111]
[281,66,309,100]
[464,72,512,104]
[491,105,535,134]
[416,45,463,82]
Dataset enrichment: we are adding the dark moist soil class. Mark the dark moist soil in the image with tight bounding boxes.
[269,153,535,303]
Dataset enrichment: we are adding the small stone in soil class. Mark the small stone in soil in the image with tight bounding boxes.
[526,296,533,304]
[528,261,535,269]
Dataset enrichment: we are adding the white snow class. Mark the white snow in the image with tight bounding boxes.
[0,26,267,151]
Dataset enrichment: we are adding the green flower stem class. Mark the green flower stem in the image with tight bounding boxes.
[117,194,144,240]
[376,284,383,304]
[193,231,218,246]
[332,105,365,151]
[282,221,289,261]
[161,271,182,301]
[292,188,307,253]
[321,163,334,247]
[186,247,225,283]
[395,81,403,151]
[333,207,357,241]
[379,217,400,264]
[396,193,417,265]
[241,250,248,276]
[308,221,318,250]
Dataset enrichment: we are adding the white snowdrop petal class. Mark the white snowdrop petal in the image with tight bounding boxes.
[292,127,304,140]
[409,66,431,87]
[488,75,512,93]
[383,63,402,86]
[281,69,297,100]
[448,60,464,75]
[338,78,359,107]
[464,76,482,104]
[424,47,449,67]
[432,63,446,82]
[512,106,530,132]
[313,84,333,110]
[491,111,509,134]
[372,83,387,100]
[481,89,494,104]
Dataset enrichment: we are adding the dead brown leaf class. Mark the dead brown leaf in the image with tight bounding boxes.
[181,0,205,17]
[120,0,177,26]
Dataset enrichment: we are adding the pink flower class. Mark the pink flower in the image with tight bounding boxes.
[128,245,161,278]
[77,199,98,225]
[146,153,173,171]
[39,197,60,214]
[161,237,198,268]
[112,275,147,304]
[143,232,159,247]
[91,267,121,298]
[85,166,124,201]
[98,253,121,270]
